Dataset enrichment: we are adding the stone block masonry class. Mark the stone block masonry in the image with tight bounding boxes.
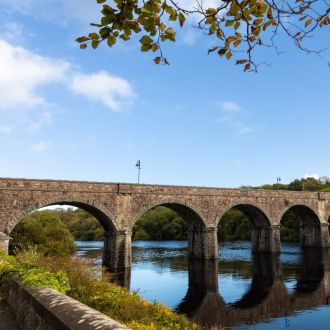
[7,279,130,330]
[0,177,330,269]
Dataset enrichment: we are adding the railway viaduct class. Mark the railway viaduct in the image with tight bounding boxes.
[0,178,330,269]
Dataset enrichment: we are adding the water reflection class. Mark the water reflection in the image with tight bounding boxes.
[75,241,330,329]
[177,249,330,328]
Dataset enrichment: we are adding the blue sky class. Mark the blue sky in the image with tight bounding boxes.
[0,0,329,188]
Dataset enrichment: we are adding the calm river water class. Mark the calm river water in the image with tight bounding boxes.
[76,241,330,329]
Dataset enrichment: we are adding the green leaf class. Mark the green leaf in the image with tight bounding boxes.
[89,32,99,40]
[178,12,185,27]
[107,35,116,47]
[141,43,152,52]
[99,27,111,38]
[92,40,100,49]
[225,51,232,60]
[140,35,153,45]
[76,36,90,43]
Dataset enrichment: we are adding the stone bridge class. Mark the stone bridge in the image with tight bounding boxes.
[0,178,330,269]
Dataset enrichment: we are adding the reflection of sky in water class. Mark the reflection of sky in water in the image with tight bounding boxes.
[133,241,187,249]
[131,264,187,308]
[243,306,330,330]
[75,240,325,327]
[219,275,251,304]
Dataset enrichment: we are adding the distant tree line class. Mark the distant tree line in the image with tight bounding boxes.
[9,176,328,255]
[243,176,330,192]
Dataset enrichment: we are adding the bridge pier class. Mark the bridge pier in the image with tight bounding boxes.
[300,223,322,247]
[320,223,330,247]
[188,227,218,259]
[251,225,281,253]
[102,230,131,270]
[0,232,10,252]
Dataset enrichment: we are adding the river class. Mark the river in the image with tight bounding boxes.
[76,240,330,329]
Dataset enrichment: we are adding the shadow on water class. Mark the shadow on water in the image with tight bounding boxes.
[76,241,330,329]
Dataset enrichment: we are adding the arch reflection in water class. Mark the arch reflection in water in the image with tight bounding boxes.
[175,250,329,329]
[77,241,330,329]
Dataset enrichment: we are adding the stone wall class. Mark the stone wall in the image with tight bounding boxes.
[7,279,129,330]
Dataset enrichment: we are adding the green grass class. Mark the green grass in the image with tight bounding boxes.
[0,250,197,330]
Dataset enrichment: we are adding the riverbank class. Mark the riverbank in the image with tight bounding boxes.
[0,251,197,330]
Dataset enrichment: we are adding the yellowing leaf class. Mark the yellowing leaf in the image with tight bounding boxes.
[217,47,227,56]
[233,39,241,48]
[305,18,313,27]
[244,63,251,71]
[151,43,158,52]
[208,46,218,54]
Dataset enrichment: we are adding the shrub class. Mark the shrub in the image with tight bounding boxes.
[0,251,197,329]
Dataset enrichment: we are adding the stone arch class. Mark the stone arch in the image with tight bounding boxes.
[132,199,217,259]
[216,202,277,252]
[279,204,322,247]
[216,202,272,228]
[5,195,119,235]
[132,199,207,230]
[278,203,321,227]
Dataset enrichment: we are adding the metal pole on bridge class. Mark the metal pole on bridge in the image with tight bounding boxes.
[136,160,141,184]
[276,177,281,189]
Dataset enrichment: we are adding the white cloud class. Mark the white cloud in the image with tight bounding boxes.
[236,126,256,135]
[217,101,242,113]
[0,126,13,134]
[304,174,320,180]
[0,22,23,41]
[70,71,136,112]
[181,29,199,45]
[0,39,136,134]
[26,111,53,131]
[216,101,256,135]
[0,40,70,110]
[31,141,48,154]
[0,0,100,25]
[217,116,256,135]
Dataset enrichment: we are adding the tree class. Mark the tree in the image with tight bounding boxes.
[77,0,330,71]
[9,210,76,256]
